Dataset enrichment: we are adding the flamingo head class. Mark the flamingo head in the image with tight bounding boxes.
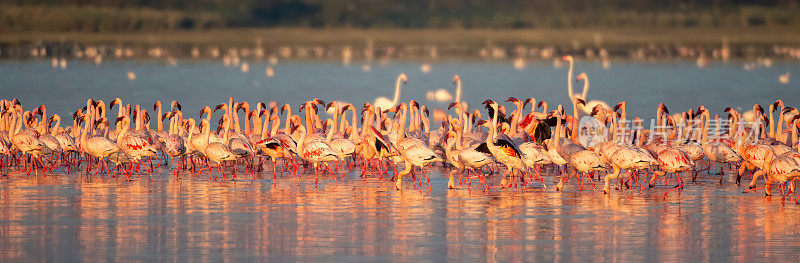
[774,99,784,109]
[213,104,225,113]
[114,116,127,125]
[753,104,764,115]
[613,101,625,112]
[153,101,161,111]
[170,100,182,111]
[452,75,460,84]
[659,103,669,115]
[314,98,325,106]
[445,131,456,140]
[142,110,150,123]
[447,102,459,110]
[109,98,122,110]
[409,100,419,109]
[561,55,573,61]
[421,106,429,116]
[76,115,85,126]
[361,103,371,116]
[482,99,494,106]
[280,104,290,114]
[574,98,586,107]
[590,105,603,117]
[399,73,408,83]
[523,98,535,108]
[576,72,587,81]
[506,97,520,104]
[95,117,108,127]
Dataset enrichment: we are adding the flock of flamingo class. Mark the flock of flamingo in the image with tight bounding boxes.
[2,55,800,200]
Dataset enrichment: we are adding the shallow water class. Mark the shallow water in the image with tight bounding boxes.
[1,166,799,261]
[0,59,798,120]
[2,58,800,261]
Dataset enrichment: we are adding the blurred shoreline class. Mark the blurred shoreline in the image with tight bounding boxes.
[2,27,800,60]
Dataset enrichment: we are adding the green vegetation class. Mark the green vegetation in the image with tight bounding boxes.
[2,1,800,32]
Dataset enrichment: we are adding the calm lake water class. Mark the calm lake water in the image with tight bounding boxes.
[1,167,800,261]
[0,59,798,119]
[1,58,800,261]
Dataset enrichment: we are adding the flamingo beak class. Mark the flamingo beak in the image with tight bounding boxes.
[613,102,623,112]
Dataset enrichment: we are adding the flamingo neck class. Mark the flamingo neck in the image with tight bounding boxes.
[283,106,292,134]
[455,80,462,103]
[51,117,60,135]
[304,106,314,134]
[271,116,280,137]
[233,110,242,133]
[243,111,251,135]
[203,122,211,149]
[186,119,195,141]
[392,77,402,106]
[117,120,129,142]
[156,102,164,132]
[510,103,521,135]
[332,105,339,133]
[489,105,499,143]
[567,59,574,99]
[260,114,270,139]
[778,108,786,143]
[296,126,307,153]
[325,122,335,142]
[581,77,589,101]
[350,108,358,140]
[768,105,775,138]
[554,113,561,151]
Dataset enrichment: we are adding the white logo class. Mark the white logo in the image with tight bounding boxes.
[578,116,607,148]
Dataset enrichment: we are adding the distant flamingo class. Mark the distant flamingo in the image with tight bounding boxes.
[373,73,407,111]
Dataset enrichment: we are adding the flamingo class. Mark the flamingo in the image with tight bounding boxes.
[8,108,48,174]
[373,73,407,111]
[444,120,493,189]
[574,72,610,114]
[603,121,657,194]
[326,104,356,166]
[453,75,463,103]
[553,109,608,191]
[482,99,526,188]
[163,111,187,173]
[764,155,800,196]
[255,108,292,177]
[196,118,236,180]
[387,102,442,190]
[79,104,119,176]
[699,107,743,184]
[115,116,158,178]
[293,119,339,182]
